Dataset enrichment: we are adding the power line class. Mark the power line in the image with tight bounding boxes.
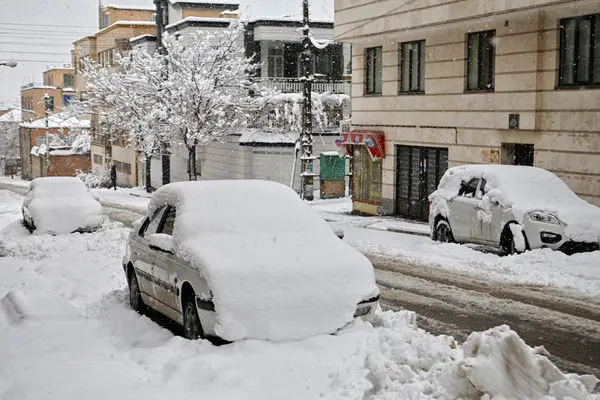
[0,50,74,56]
[0,22,98,29]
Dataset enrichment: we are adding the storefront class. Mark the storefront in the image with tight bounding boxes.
[336,130,385,215]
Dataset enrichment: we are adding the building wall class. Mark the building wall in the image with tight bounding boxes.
[73,37,97,93]
[104,7,155,26]
[335,0,600,211]
[19,127,67,180]
[111,144,137,186]
[43,68,75,89]
[182,8,236,19]
[91,144,105,173]
[95,24,156,62]
[20,87,62,121]
[28,154,91,179]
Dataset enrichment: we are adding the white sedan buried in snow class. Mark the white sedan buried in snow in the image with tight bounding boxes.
[122,180,379,342]
[429,165,600,255]
[22,177,103,235]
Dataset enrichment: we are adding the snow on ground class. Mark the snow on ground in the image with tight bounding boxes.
[0,189,599,399]
[344,226,600,298]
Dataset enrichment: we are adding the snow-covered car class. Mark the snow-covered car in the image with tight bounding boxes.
[429,165,600,255]
[22,177,103,235]
[123,180,379,342]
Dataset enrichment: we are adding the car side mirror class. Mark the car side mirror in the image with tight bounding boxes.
[148,233,175,254]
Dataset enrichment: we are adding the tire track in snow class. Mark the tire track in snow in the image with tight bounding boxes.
[372,258,600,378]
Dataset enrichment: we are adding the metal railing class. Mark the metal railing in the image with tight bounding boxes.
[254,78,351,95]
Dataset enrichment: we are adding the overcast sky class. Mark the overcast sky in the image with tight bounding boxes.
[0,0,333,109]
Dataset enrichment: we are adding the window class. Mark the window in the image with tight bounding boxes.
[143,206,167,237]
[365,47,382,95]
[63,73,74,88]
[158,207,176,236]
[502,143,534,166]
[114,161,132,175]
[267,47,284,78]
[559,13,600,87]
[459,178,480,198]
[467,30,495,91]
[399,40,425,93]
[93,154,103,165]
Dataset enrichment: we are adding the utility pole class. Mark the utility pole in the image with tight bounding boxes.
[299,0,314,201]
[43,93,51,177]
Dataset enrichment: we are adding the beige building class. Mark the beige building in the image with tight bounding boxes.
[73,2,155,187]
[334,0,600,219]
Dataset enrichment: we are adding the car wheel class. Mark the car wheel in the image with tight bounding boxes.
[434,220,454,243]
[501,224,523,255]
[128,271,145,314]
[183,295,203,340]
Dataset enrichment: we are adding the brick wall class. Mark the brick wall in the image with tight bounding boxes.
[47,154,91,177]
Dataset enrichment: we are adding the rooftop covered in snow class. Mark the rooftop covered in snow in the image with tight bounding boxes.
[20,113,91,130]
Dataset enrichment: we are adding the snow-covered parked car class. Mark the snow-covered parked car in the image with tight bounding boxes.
[22,177,103,235]
[123,180,379,342]
[429,165,600,255]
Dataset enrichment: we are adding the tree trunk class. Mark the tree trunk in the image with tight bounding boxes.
[145,154,152,193]
[187,146,197,181]
[162,153,170,185]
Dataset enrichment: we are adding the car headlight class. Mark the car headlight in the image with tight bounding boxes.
[528,211,560,224]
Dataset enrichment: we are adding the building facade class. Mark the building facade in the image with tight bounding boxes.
[74,2,156,187]
[334,0,600,218]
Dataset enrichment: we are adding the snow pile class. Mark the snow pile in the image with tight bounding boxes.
[70,133,92,154]
[147,180,378,341]
[77,168,111,188]
[238,128,297,144]
[23,177,103,234]
[459,325,598,399]
[430,165,600,242]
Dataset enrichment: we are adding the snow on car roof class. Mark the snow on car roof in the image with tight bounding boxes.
[433,164,582,208]
[148,179,330,235]
[30,177,88,194]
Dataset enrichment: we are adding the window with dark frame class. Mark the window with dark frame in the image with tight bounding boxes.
[559,13,600,87]
[399,40,425,93]
[365,46,382,95]
[466,30,495,91]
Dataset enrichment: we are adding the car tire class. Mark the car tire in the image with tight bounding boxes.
[182,295,204,340]
[434,219,454,243]
[501,224,523,255]
[128,271,146,314]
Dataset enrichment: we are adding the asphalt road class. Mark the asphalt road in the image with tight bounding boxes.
[2,182,599,382]
[370,254,600,379]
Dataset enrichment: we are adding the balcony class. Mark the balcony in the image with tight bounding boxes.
[255,78,351,96]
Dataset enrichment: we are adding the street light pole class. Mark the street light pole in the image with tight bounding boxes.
[300,0,314,201]
[0,61,17,68]
[43,93,51,177]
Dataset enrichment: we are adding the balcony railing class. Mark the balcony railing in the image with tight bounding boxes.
[255,78,351,95]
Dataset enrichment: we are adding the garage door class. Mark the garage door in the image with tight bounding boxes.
[395,146,448,221]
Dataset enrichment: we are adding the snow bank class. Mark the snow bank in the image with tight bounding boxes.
[24,177,103,234]
[148,180,378,341]
[430,165,600,242]
[460,325,599,399]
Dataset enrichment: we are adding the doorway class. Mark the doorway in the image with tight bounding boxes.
[396,145,448,221]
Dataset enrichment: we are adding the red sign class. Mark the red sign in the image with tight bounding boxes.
[335,130,385,159]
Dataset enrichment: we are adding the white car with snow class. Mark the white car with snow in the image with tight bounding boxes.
[22,177,104,235]
[122,180,379,342]
[429,165,600,255]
